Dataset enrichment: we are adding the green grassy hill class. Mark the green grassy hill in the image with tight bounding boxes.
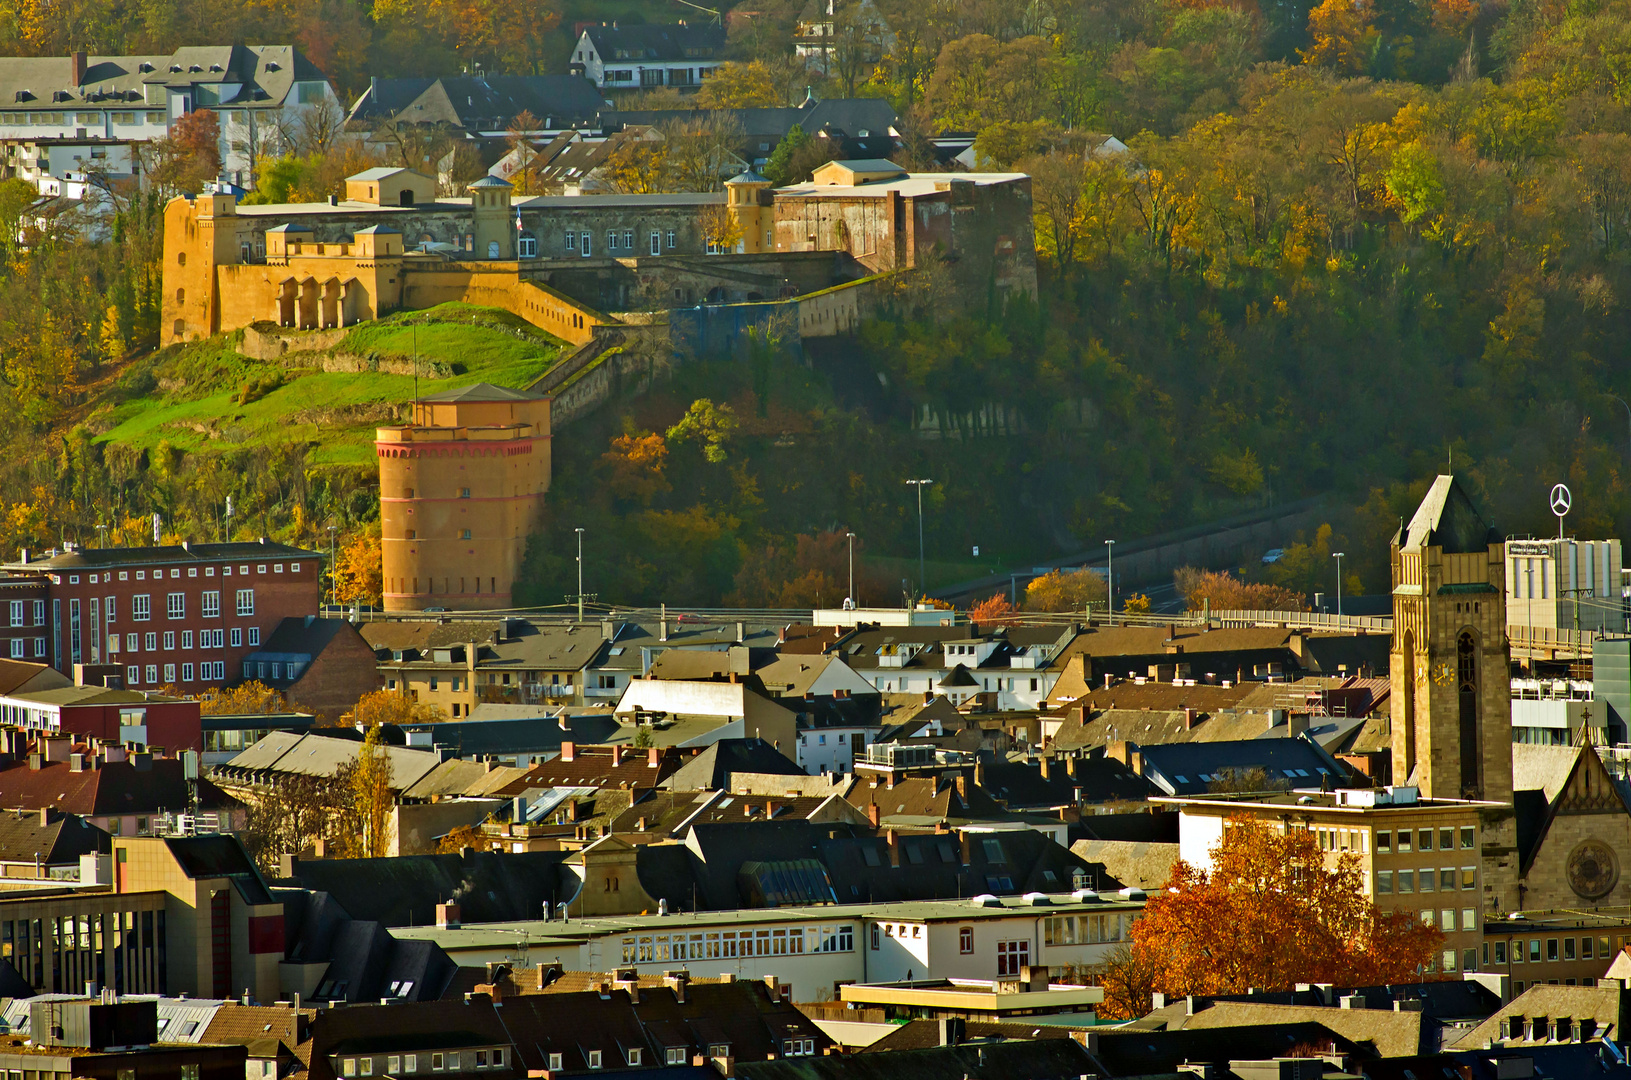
[89,304,573,468]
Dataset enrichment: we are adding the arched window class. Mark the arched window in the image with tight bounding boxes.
[175,287,185,303]
[1401,629,1416,772]
[1458,630,1480,795]
[177,251,186,266]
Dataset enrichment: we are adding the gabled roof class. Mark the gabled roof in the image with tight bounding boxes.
[580,22,726,62]
[347,74,608,130]
[1400,474,1499,553]
[0,45,323,116]
[348,166,425,182]
[417,381,544,403]
[1512,739,1631,877]
[1135,737,1347,796]
[279,849,573,926]
[0,756,235,815]
[659,737,806,791]
[1178,999,1429,1057]
[0,809,108,865]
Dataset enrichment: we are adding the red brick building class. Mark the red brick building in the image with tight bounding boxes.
[3,540,322,693]
[0,573,51,664]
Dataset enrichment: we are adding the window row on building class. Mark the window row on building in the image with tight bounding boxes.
[339,1048,507,1077]
[1375,866,1478,894]
[620,923,854,964]
[1042,912,1133,946]
[126,661,226,686]
[53,561,298,585]
[6,601,44,627]
[111,627,256,653]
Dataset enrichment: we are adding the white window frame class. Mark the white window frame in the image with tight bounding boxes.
[132,594,151,621]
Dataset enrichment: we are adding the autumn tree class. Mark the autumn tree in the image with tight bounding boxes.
[1174,568,1307,612]
[1301,0,1380,75]
[199,680,286,715]
[333,525,383,607]
[144,109,222,197]
[1101,814,1442,1007]
[434,822,492,854]
[667,398,739,462]
[238,773,343,873]
[599,433,671,504]
[342,689,447,727]
[504,110,545,195]
[968,593,1021,627]
[696,61,782,108]
[729,531,889,607]
[347,722,395,859]
[1025,568,1107,612]
[602,138,671,195]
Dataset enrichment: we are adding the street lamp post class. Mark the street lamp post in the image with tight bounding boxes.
[846,532,856,607]
[327,525,339,611]
[575,527,586,622]
[1333,551,1345,617]
[905,480,933,601]
[1105,539,1116,625]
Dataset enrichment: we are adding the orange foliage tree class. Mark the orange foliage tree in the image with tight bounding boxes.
[1301,0,1381,75]
[968,593,1021,627]
[1175,568,1307,612]
[599,433,671,504]
[198,680,285,715]
[1098,815,1443,1018]
[341,689,447,727]
[333,524,383,607]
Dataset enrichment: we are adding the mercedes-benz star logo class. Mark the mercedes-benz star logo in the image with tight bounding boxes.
[1551,483,1572,517]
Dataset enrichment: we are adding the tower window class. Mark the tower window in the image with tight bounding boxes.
[1458,631,1480,796]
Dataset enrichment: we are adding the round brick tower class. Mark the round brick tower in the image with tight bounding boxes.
[376,383,551,611]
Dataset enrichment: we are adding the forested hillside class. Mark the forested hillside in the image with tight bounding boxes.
[2,0,1630,607]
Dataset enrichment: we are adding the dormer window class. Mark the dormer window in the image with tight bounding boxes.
[139,62,153,72]
[170,65,182,72]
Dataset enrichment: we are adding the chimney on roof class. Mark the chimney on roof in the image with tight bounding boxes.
[766,800,779,818]
[954,773,968,801]
[560,741,575,762]
[887,828,900,867]
[611,744,622,767]
[647,746,660,767]
[1039,755,1051,781]
[38,806,52,826]
[436,901,461,928]
[866,801,880,828]
[1184,707,1199,730]
[663,970,688,1003]
[937,1017,964,1046]
[71,51,87,87]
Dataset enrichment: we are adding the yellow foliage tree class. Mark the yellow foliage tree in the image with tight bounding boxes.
[199,681,286,715]
[696,62,782,109]
[1301,0,1380,75]
[342,689,447,727]
[333,525,383,606]
[1024,568,1108,612]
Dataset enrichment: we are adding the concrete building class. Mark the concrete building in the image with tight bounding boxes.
[376,384,551,612]
[1505,538,1625,634]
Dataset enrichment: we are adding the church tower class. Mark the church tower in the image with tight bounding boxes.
[1390,475,1513,806]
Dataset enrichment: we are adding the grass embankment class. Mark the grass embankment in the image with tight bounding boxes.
[91,304,572,467]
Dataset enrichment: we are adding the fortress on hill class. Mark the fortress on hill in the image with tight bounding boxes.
[161,159,1036,350]
[163,160,1035,612]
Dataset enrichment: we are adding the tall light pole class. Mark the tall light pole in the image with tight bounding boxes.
[846,532,856,607]
[905,480,933,602]
[327,524,339,611]
[1333,551,1345,617]
[1104,539,1116,625]
[575,527,586,622]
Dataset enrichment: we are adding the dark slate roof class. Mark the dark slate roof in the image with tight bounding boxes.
[347,74,608,129]
[305,999,512,1079]
[607,98,898,144]
[400,714,621,759]
[0,809,108,865]
[1399,474,1500,553]
[1134,737,1349,795]
[276,889,457,1004]
[1071,809,1180,843]
[3,540,319,571]
[981,755,1156,808]
[659,738,807,791]
[638,820,1118,911]
[279,849,572,926]
[861,1020,1077,1053]
[0,45,323,116]
[1178,980,1499,1022]
[417,382,544,403]
[1093,1023,1362,1074]
[582,23,726,62]
[735,1038,1096,1080]
[166,834,277,904]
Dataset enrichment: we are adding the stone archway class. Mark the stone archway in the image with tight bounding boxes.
[276,279,298,327]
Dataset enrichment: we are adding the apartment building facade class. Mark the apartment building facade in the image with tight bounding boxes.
[2,540,322,692]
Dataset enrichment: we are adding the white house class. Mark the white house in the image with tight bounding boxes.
[571,23,727,91]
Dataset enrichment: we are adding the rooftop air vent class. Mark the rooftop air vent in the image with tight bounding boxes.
[1022,892,1051,906]
[1071,889,1099,902]
[1117,887,1147,901]
[969,893,1002,908]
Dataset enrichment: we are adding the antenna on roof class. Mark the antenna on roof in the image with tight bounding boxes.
[669,0,723,25]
